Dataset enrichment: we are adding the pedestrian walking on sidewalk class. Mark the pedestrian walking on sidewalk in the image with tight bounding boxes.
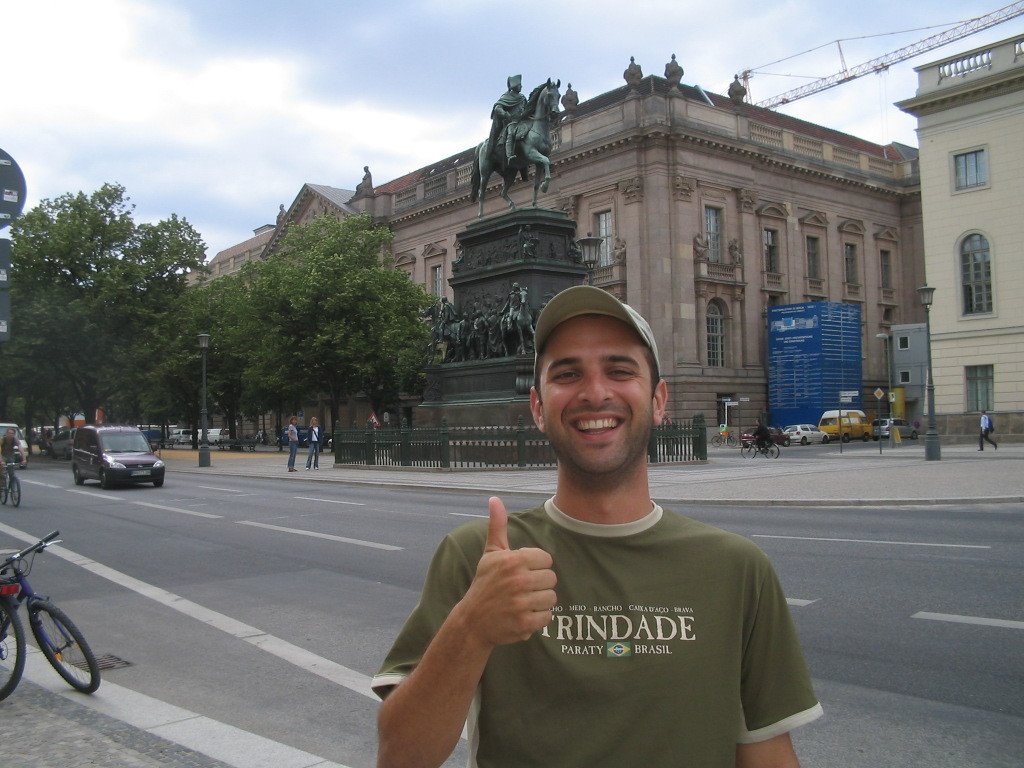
[979,410,997,451]
[286,416,299,471]
[305,417,320,470]
[374,285,821,767]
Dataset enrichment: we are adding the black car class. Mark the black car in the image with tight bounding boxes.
[71,425,166,488]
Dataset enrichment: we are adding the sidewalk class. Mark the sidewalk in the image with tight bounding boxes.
[4,442,1021,768]
[158,441,1024,506]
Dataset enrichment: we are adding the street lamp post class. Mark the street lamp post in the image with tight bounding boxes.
[875,331,894,450]
[916,285,940,461]
[575,233,604,285]
[198,333,211,468]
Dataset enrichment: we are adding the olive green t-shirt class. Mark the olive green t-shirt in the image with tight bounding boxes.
[373,500,821,767]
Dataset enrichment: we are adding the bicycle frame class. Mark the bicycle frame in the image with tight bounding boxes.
[1,533,66,646]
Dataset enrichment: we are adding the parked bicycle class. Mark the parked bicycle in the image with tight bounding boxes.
[0,531,100,699]
[0,574,24,700]
[740,440,781,459]
[1,460,21,507]
[710,430,738,448]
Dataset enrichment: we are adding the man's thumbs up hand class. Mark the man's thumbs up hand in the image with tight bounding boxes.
[460,497,557,647]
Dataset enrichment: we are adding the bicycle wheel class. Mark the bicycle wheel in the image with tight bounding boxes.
[768,444,780,459]
[710,435,723,447]
[10,476,20,507]
[726,436,739,448]
[0,596,26,701]
[0,476,7,505]
[29,600,100,693]
[739,443,753,458]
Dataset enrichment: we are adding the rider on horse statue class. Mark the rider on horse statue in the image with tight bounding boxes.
[490,74,528,164]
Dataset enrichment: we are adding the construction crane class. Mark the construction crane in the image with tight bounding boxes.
[742,2,1024,109]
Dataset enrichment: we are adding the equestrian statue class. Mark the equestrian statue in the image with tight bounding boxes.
[471,75,561,218]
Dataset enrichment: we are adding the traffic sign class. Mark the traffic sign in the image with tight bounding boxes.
[840,390,859,397]
[0,148,27,230]
[874,388,885,400]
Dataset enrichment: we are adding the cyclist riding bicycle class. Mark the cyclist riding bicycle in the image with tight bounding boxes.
[0,427,18,476]
[752,419,772,454]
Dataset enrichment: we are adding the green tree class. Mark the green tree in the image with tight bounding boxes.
[249,214,431,428]
[8,184,205,424]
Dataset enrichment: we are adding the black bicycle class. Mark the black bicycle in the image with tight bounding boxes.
[740,440,781,459]
[0,575,24,700]
[0,460,21,507]
[0,531,100,697]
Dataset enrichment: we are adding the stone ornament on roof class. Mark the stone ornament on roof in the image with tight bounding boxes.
[728,75,747,105]
[624,57,643,88]
[354,166,374,197]
[561,83,579,113]
[664,54,683,88]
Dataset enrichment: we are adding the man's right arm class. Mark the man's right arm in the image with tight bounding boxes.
[376,498,557,768]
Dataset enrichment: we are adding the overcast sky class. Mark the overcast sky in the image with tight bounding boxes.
[5,1,1022,259]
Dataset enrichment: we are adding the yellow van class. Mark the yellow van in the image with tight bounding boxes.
[818,409,872,442]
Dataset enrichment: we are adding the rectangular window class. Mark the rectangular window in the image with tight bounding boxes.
[897,335,909,350]
[954,149,988,190]
[966,365,994,411]
[805,236,820,279]
[763,229,779,273]
[844,243,858,284]
[898,370,911,384]
[595,211,613,267]
[705,207,722,263]
[879,249,892,289]
[431,265,444,296]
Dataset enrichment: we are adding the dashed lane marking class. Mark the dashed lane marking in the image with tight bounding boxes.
[294,496,365,506]
[236,520,401,550]
[753,534,990,549]
[913,611,1024,630]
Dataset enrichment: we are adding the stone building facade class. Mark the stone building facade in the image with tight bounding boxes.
[347,60,924,426]
[898,34,1024,440]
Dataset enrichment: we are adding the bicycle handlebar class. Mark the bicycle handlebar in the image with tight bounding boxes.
[1,530,60,569]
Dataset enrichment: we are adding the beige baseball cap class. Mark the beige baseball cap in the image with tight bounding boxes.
[534,285,660,379]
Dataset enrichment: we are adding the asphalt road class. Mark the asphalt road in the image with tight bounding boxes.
[2,461,1021,767]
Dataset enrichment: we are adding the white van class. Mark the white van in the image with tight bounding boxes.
[168,428,193,447]
[818,409,872,442]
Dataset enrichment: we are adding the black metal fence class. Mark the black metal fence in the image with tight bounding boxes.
[332,414,706,468]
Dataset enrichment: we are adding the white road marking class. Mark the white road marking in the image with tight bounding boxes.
[450,512,487,518]
[294,496,365,506]
[66,489,123,501]
[787,598,818,607]
[133,501,223,519]
[196,484,251,493]
[20,478,63,488]
[236,520,402,550]
[913,611,1024,630]
[753,534,990,549]
[22,649,352,768]
[0,520,377,703]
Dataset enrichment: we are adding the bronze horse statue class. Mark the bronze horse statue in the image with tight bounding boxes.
[471,79,561,218]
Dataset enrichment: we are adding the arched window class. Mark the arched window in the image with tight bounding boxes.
[960,234,992,314]
[706,301,727,367]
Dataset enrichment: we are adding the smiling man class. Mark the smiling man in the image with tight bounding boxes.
[373,286,822,767]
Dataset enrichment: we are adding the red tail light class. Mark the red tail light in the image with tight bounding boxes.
[0,583,20,596]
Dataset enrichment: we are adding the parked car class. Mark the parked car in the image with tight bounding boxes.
[782,424,828,445]
[48,427,78,459]
[0,423,29,468]
[872,418,918,440]
[206,428,225,446]
[168,429,194,447]
[71,424,165,488]
[741,427,791,447]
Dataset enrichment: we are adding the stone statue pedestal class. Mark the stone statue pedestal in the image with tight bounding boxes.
[415,207,587,427]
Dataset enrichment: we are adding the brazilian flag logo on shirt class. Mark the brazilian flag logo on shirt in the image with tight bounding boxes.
[606,641,632,658]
